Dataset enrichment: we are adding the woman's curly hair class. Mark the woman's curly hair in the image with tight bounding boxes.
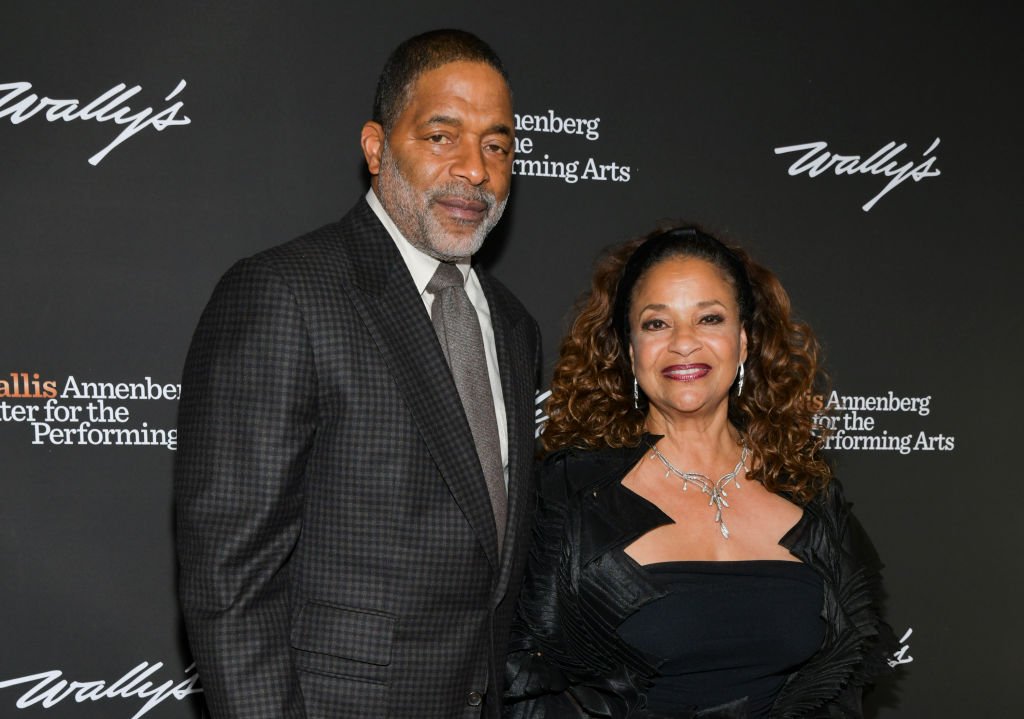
[540,224,831,504]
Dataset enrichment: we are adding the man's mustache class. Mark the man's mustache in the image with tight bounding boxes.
[427,183,495,211]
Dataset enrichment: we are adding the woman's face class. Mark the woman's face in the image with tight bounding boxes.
[629,256,747,426]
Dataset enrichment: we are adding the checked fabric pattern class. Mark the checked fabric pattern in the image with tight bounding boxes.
[175,198,541,719]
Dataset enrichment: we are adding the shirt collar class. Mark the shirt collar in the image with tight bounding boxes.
[366,188,471,294]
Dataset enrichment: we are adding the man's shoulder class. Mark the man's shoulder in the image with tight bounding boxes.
[203,198,390,307]
[251,223,347,277]
[250,198,382,273]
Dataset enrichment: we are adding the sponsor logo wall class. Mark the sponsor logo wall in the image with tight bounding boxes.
[2,4,1019,717]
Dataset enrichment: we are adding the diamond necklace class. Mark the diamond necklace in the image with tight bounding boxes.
[647,443,749,540]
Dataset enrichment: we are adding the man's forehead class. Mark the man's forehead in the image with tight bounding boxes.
[402,61,511,111]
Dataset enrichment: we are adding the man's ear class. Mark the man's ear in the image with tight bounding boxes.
[361,121,385,176]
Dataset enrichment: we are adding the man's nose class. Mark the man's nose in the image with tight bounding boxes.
[451,142,488,186]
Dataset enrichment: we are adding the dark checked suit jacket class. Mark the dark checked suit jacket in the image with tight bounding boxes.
[175,198,542,719]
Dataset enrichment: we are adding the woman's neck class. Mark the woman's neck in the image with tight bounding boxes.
[644,407,743,469]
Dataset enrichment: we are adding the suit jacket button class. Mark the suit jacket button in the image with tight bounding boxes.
[467,691,483,707]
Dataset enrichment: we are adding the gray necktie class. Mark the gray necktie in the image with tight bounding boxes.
[427,262,507,551]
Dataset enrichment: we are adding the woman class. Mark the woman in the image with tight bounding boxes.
[505,226,895,718]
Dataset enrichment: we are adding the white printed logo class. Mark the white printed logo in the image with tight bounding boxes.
[814,389,954,454]
[0,661,201,719]
[0,80,191,165]
[513,109,632,184]
[774,138,941,211]
[534,389,552,438]
[889,627,915,668]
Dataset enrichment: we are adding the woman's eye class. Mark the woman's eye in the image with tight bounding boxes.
[641,318,667,330]
[699,314,724,325]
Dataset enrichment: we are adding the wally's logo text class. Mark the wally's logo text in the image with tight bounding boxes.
[774,137,941,211]
[0,661,201,719]
[0,79,191,165]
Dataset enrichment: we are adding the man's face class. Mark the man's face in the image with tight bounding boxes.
[362,61,514,261]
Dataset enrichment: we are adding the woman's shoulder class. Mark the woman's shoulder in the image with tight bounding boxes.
[805,476,861,526]
[801,475,885,573]
[538,438,652,500]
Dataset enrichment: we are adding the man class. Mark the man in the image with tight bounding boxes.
[175,30,540,719]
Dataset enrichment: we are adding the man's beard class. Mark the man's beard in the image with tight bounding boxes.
[376,143,508,261]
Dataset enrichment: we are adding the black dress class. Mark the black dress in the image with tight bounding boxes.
[616,561,825,717]
[504,438,896,719]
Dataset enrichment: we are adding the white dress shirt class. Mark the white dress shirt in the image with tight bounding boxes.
[366,189,509,485]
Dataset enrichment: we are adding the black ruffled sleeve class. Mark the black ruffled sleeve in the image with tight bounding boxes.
[504,451,592,718]
[774,479,899,718]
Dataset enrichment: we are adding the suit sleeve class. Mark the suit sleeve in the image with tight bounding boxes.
[174,257,315,719]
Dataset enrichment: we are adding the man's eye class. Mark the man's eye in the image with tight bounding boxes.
[485,142,510,155]
[427,134,451,143]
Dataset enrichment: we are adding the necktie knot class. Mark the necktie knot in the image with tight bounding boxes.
[426,262,465,295]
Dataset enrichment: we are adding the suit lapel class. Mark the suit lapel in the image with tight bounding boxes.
[340,201,500,570]
[480,271,534,601]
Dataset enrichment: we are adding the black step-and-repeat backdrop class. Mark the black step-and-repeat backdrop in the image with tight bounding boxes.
[2,3,1020,717]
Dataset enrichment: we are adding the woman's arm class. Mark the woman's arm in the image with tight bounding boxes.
[505,451,591,716]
